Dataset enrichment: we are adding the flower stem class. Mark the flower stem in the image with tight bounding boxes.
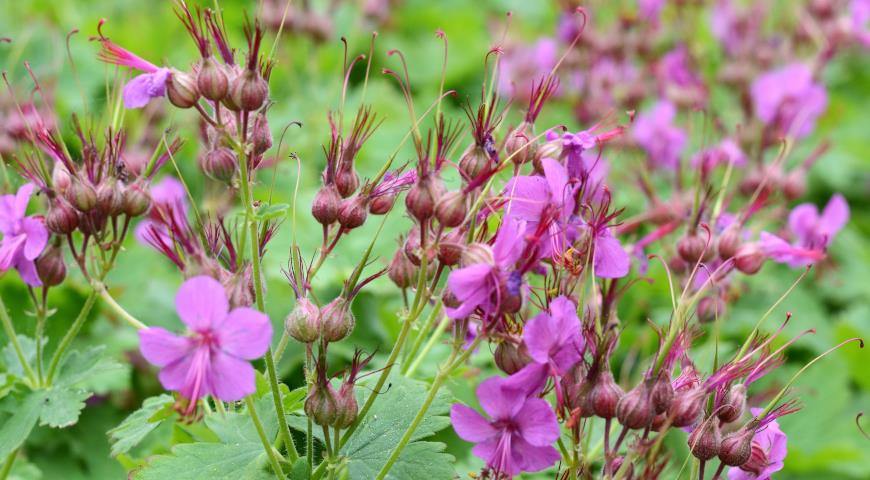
[45,290,98,385]
[404,308,448,378]
[0,296,36,384]
[95,283,146,330]
[245,395,285,478]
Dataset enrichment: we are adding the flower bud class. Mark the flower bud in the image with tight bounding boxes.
[36,245,66,287]
[669,388,705,428]
[305,382,338,427]
[337,197,368,229]
[688,419,722,461]
[51,164,71,193]
[608,456,634,480]
[651,374,674,414]
[285,297,321,343]
[387,249,417,288]
[505,124,534,165]
[696,295,726,323]
[333,384,358,429]
[405,177,443,222]
[782,171,806,201]
[368,194,396,215]
[403,227,436,266]
[96,180,125,217]
[197,57,229,102]
[230,69,269,112]
[200,147,237,182]
[590,370,624,419]
[46,201,79,234]
[66,180,97,212]
[321,297,355,343]
[312,185,341,225]
[494,340,532,375]
[123,184,151,217]
[459,144,488,180]
[717,226,742,260]
[717,384,746,424]
[435,190,467,227]
[167,69,200,109]
[616,382,654,429]
[677,233,708,263]
[335,168,360,198]
[734,244,765,274]
[461,243,494,266]
[718,426,755,467]
[437,228,465,266]
[250,113,273,156]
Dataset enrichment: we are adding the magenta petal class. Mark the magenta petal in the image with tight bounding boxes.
[175,276,229,331]
[523,312,557,364]
[514,397,560,446]
[0,235,25,270]
[139,327,192,367]
[20,217,47,260]
[493,217,526,265]
[477,377,525,419]
[820,194,849,239]
[450,404,496,442]
[472,437,518,476]
[504,176,548,221]
[123,69,169,109]
[217,307,272,359]
[787,203,818,245]
[511,437,560,473]
[541,158,574,214]
[15,258,41,287]
[157,351,196,393]
[446,264,493,319]
[594,232,630,278]
[207,351,257,402]
[13,183,34,219]
[502,363,548,396]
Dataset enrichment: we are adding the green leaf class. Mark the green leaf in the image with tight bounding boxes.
[56,345,124,387]
[0,390,45,458]
[254,203,290,221]
[1,336,37,379]
[108,394,175,456]
[282,386,307,414]
[38,387,90,428]
[340,374,455,480]
[288,457,309,480]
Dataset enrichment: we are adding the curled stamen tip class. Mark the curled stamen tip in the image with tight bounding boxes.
[387,49,399,56]
[435,29,445,39]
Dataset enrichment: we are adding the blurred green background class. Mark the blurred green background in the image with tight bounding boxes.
[1,0,869,478]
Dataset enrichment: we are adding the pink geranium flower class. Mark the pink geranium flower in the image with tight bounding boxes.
[0,184,48,286]
[97,31,171,109]
[632,100,687,170]
[450,374,560,478]
[138,276,272,408]
[750,64,827,139]
[761,194,849,267]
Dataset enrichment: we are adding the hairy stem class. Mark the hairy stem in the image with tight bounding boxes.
[245,395,285,478]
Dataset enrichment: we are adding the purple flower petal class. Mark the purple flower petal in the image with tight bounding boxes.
[15,257,41,287]
[207,351,257,401]
[175,275,229,332]
[450,404,496,442]
[20,217,47,260]
[819,193,849,241]
[123,68,170,109]
[514,397,559,446]
[446,263,493,319]
[0,234,25,270]
[594,231,630,278]
[504,176,549,221]
[216,307,272,359]
[476,377,525,420]
[139,327,192,367]
[511,437,561,473]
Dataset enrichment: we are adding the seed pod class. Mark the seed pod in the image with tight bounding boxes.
[335,168,360,198]
[688,419,722,461]
[717,226,742,260]
[368,194,396,215]
[617,381,654,429]
[505,123,534,165]
[696,296,726,323]
[321,297,355,343]
[717,384,747,424]
[405,177,443,222]
[437,228,465,266]
[403,226,436,266]
[459,144,489,180]
[200,147,237,182]
[461,243,494,267]
[435,190,467,227]
[718,426,755,467]
[285,297,321,343]
[167,69,200,109]
[250,113,273,156]
[312,185,341,225]
[123,184,151,217]
[333,383,359,429]
[494,340,532,375]
[589,370,624,419]
[305,382,339,427]
[46,201,79,235]
[669,388,705,428]
[734,245,765,274]
[387,249,417,289]
[782,171,806,201]
[36,245,66,287]
[96,180,125,217]
[677,233,708,263]
[651,374,674,414]
[337,197,368,229]
[51,163,71,193]
[230,69,269,112]
[197,57,229,102]
[66,180,97,212]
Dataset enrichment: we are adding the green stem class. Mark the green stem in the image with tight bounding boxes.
[0,296,36,384]
[45,290,98,384]
[0,448,16,480]
[404,310,449,378]
[95,284,146,330]
[245,396,285,478]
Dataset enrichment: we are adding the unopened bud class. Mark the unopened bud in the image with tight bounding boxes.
[494,340,532,374]
[459,144,489,180]
[403,226,436,266]
[590,370,624,419]
[333,384,358,429]
[305,382,338,427]
[46,201,79,234]
[197,57,229,102]
[369,194,396,215]
[717,384,746,424]
[717,226,742,260]
[442,289,461,309]
[123,184,151,217]
[96,181,125,217]
[285,297,321,343]
[718,426,756,467]
[617,382,654,429]
[505,124,534,165]
[200,147,237,182]
[230,69,269,112]
[651,374,674,414]
[437,228,465,266]
[312,185,341,225]
[337,197,368,229]
[335,168,360,198]
[669,388,705,428]
[688,419,722,461]
[167,70,200,109]
[321,297,355,342]
[677,233,709,263]
[36,245,66,287]
[405,177,443,222]
[734,244,765,274]
[435,190,467,227]
[696,295,726,323]
[250,113,273,156]
[66,180,97,212]
[782,171,806,201]
[387,249,417,288]
[51,164,71,193]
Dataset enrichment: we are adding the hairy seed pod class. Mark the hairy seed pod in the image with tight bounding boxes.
[505,123,534,165]
[717,384,747,424]
[36,244,66,287]
[459,144,489,180]
[337,197,368,229]
[734,245,765,274]
[335,168,360,198]
[285,297,321,344]
[321,297,355,343]
[66,180,97,212]
[651,374,674,414]
[494,340,532,375]
[122,184,151,217]
[405,177,443,222]
[717,226,742,260]
[197,57,229,102]
[387,249,417,289]
[250,113,273,156]
[718,426,756,467]
[437,228,465,266]
[305,382,338,427]
[669,388,705,428]
[230,69,269,112]
[167,69,200,108]
[677,233,708,263]
[51,163,71,193]
[461,243,495,267]
[368,193,396,215]
[200,147,237,182]
[96,180,125,217]
[435,190,467,227]
[46,201,79,235]
[617,382,654,429]
[688,419,722,461]
[333,383,359,429]
[590,370,624,419]
[311,185,341,226]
